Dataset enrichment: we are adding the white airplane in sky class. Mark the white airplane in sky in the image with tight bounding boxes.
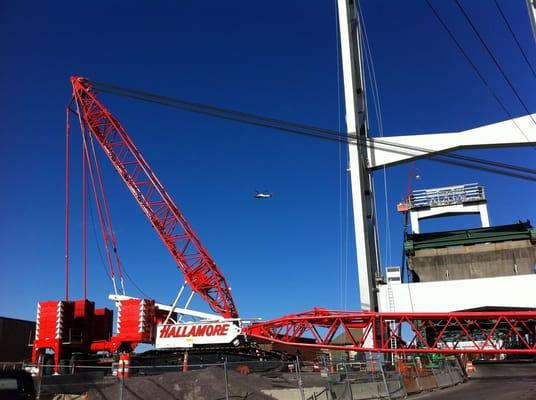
[254,191,273,199]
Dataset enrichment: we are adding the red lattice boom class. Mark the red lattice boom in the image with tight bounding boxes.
[245,308,536,354]
[72,77,238,319]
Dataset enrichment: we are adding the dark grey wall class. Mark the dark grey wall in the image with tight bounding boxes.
[0,317,35,362]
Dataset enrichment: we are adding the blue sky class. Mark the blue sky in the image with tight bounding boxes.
[1,1,535,323]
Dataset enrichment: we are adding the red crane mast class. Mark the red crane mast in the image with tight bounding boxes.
[71,76,238,319]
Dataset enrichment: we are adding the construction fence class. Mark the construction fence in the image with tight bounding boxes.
[2,355,467,400]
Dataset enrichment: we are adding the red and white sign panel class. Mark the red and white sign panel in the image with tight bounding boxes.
[155,321,241,349]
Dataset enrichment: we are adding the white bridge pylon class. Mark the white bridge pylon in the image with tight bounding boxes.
[366,113,536,169]
[337,0,536,314]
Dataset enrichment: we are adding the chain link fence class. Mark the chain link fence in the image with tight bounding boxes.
[1,354,466,400]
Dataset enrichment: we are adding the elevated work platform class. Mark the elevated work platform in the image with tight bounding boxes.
[398,183,490,234]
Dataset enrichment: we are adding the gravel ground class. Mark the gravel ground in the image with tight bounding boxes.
[88,367,277,400]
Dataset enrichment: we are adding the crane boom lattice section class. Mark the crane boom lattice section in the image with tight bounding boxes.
[246,308,536,354]
[71,76,238,318]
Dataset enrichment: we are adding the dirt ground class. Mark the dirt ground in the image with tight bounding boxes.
[88,367,277,400]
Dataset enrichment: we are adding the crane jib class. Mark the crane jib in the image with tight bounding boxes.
[71,76,239,319]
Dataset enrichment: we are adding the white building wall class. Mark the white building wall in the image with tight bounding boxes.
[378,274,536,312]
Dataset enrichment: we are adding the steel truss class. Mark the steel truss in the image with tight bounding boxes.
[245,308,536,354]
[71,77,238,319]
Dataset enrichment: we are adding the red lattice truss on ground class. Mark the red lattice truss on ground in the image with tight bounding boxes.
[245,308,536,354]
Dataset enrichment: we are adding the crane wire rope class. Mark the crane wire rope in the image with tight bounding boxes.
[73,99,122,296]
[87,180,112,282]
[85,173,152,299]
[425,0,536,148]
[87,129,126,295]
[68,105,148,298]
[82,113,87,299]
[90,80,536,182]
[493,0,536,80]
[81,128,119,295]
[79,118,153,299]
[65,107,71,301]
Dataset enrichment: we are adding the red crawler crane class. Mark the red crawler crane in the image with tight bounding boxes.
[32,77,536,374]
[32,77,238,372]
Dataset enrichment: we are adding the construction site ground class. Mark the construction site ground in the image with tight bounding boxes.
[34,360,536,399]
[36,366,394,399]
[413,361,536,400]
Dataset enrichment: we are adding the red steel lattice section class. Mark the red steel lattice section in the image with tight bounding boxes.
[71,76,238,318]
[245,308,536,354]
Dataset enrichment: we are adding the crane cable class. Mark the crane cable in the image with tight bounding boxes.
[70,106,152,299]
[86,174,153,299]
[65,107,71,302]
[87,131,127,295]
[90,80,536,182]
[81,128,119,296]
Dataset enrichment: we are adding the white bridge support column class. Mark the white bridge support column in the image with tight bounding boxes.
[528,0,536,42]
[337,0,380,311]
[479,203,490,228]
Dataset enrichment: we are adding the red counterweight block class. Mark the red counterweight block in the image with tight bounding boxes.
[32,300,115,368]
[35,301,66,343]
[115,299,156,343]
[71,299,95,343]
[94,308,114,341]
[32,301,72,368]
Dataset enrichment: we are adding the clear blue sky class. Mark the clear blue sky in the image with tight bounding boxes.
[1,1,535,322]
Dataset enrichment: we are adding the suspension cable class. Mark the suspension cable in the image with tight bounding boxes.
[358,1,392,267]
[454,0,536,130]
[493,0,536,79]
[425,0,536,147]
[89,80,536,182]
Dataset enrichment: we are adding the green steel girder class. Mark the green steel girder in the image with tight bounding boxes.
[404,221,536,255]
